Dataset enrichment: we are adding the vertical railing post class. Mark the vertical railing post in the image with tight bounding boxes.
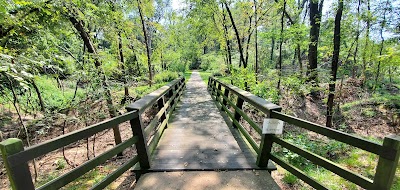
[0,138,35,190]
[213,80,217,96]
[257,107,282,169]
[373,135,400,190]
[217,83,222,102]
[208,78,211,89]
[233,97,244,128]
[222,88,230,107]
[158,96,168,128]
[126,110,150,170]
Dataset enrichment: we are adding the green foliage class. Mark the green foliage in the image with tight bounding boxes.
[154,71,179,83]
[282,172,298,185]
[361,108,376,117]
[35,76,84,112]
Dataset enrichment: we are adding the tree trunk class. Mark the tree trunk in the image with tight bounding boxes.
[270,37,275,65]
[137,0,153,86]
[118,31,129,98]
[277,0,286,90]
[326,0,343,128]
[30,79,45,112]
[224,2,246,68]
[222,8,232,72]
[69,15,122,146]
[307,0,323,83]
[375,0,388,89]
[254,0,258,76]
[352,0,361,79]
[362,0,370,85]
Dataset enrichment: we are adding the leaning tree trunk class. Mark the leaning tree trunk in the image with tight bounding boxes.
[224,2,246,68]
[326,0,343,128]
[30,79,45,112]
[69,15,122,146]
[137,0,153,86]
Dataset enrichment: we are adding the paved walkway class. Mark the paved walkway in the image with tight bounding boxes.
[150,71,257,170]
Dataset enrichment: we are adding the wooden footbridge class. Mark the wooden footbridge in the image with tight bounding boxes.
[1,71,400,190]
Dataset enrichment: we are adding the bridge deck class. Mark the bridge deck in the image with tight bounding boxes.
[149,71,272,170]
[135,71,280,189]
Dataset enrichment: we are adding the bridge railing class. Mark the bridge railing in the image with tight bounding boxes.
[208,77,400,190]
[126,77,185,167]
[0,77,185,190]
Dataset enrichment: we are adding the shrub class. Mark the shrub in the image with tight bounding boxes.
[154,71,179,83]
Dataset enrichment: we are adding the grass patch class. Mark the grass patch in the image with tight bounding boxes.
[198,71,212,84]
[183,71,192,81]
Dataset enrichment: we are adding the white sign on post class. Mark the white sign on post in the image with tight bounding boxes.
[262,119,284,134]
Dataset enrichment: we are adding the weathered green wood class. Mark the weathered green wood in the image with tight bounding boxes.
[270,154,327,190]
[213,95,260,154]
[373,135,400,190]
[234,118,260,154]
[222,88,229,107]
[127,114,150,170]
[233,97,244,128]
[217,88,262,134]
[217,83,222,102]
[37,136,138,190]
[144,116,160,138]
[211,77,282,114]
[0,138,34,190]
[256,134,273,167]
[7,111,138,168]
[157,96,168,128]
[126,78,183,113]
[90,156,139,190]
[148,117,169,155]
[272,136,374,189]
[270,110,384,157]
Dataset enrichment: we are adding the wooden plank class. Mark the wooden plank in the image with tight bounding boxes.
[37,136,138,190]
[270,110,384,157]
[129,115,150,170]
[212,77,282,114]
[373,135,400,190]
[270,154,327,190]
[217,88,262,134]
[0,138,34,190]
[90,156,139,190]
[148,117,168,155]
[272,136,374,189]
[7,111,138,167]
[126,78,183,113]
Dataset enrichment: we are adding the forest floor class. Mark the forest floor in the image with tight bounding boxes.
[0,71,399,189]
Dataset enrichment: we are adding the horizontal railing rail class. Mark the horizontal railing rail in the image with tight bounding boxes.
[208,77,400,190]
[0,77,186,190]
[126,77,185,157]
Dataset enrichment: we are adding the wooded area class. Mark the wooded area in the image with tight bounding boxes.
[1,0,399,189]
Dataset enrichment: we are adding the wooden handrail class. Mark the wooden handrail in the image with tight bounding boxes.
[0,77,186,190]
[208,77,400,190]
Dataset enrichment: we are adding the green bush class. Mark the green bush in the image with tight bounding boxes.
[154,71,179,83]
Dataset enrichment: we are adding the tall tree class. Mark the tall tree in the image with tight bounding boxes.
[307,0,324,84]
[277,0,286,90]
[375,0,389,89]
[137,0,153,86]
[68,12,122,146]
[326,0,343,128]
